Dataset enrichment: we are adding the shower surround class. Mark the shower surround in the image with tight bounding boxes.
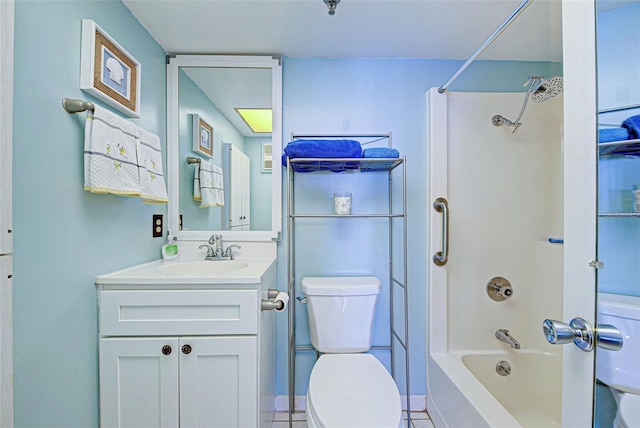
[425,89,564,427]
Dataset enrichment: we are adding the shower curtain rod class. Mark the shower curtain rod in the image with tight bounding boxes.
[438,0,534,93]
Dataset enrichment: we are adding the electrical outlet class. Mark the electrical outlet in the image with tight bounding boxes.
[153,214,163,238]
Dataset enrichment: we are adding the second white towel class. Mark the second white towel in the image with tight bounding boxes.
[193,159,224,208]
[137,127,169,204]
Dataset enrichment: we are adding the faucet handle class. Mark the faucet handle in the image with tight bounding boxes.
[223,244,241,259]
[198,244,215,258]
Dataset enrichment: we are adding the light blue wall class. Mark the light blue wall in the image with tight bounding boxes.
[13,1,167,426]
[596,2,640,298]
[275,57,562,396]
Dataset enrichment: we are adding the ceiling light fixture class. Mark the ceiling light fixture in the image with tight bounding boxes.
[235,108,272,133]
[323,0,340,16]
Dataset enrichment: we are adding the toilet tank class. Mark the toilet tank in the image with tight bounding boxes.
[596,293,640,395]
[302,276,381,353]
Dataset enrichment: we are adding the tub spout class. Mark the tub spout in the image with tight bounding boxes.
[495,329,521,349]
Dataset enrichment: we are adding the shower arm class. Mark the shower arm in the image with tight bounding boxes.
[492,78,539,133]
[509,78,539,132]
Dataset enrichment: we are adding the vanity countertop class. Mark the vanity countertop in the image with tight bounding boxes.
[95,256,276,286]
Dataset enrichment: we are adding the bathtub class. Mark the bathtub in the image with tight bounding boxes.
[428,351,562,428]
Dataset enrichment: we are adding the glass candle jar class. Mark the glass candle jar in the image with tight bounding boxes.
[333,192,352,215]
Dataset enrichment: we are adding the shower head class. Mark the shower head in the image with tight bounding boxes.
[531,76,563,103]
[492,75,563,133]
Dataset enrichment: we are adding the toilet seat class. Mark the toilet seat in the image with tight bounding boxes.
[616,393,640,428]
[307,353,401,428]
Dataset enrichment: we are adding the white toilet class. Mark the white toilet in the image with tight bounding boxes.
[302,276,402,428]
[596,293,640,428]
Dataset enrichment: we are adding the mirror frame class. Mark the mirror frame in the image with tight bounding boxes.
[166,55,282,241]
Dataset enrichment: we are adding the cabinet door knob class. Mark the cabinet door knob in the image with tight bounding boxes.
[162,345,172,355]
[181,344,192,355]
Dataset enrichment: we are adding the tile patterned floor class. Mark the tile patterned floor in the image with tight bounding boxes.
[272,411,436,428]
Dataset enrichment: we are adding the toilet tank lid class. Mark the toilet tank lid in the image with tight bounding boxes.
[302,276,381,296]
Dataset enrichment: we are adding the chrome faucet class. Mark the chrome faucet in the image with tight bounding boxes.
[199,235,241,260]
[495,329,521,349]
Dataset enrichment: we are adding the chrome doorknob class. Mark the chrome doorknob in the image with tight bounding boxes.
[542,318,623,352]
[543,319,577,345]
[595,324,624,351]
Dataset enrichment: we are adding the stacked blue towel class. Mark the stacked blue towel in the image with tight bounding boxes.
[599,128,630,143]
[282,139,363,172]
[362,148,399,158]
[623,115,640,139]
[360,147,401,171]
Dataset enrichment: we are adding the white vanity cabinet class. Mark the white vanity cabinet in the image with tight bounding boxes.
[96,259,277,428]
[99,335,257,427]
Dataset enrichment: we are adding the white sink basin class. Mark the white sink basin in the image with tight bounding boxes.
[159,260,249,275]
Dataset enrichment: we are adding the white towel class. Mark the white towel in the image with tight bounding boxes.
[84,105,140,197]
[193,160,224,208]
[136,127,169,204]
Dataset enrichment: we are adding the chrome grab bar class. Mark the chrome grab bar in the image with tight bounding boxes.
[433,197,449,266]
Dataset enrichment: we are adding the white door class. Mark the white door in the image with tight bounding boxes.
[0,3,13,427]
[240,152,251,229]
[229,147,251,230]
[0,0,13,257]
[179,336,257,428]
[99,338,180,428]
[556,2,598,426]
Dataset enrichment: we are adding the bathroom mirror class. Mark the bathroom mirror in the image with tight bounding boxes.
[167,55,282,241]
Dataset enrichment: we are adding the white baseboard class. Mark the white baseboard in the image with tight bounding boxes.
[275,395,426,412]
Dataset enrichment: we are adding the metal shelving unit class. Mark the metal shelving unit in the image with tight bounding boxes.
[599,138,640,217]
[285,133,410,427]
[599,137,640,157]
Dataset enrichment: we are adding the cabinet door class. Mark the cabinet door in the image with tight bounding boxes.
[179,336,257,428]
[100,338,179,428]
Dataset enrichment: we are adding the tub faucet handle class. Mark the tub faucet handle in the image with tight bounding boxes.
[495,328,521,349]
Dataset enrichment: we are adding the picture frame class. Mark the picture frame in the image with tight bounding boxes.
[80,19,141,118]
[192,114,214,158]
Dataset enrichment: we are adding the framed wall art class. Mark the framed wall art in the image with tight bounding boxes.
[80,19,141,118]
[192,114,214,158]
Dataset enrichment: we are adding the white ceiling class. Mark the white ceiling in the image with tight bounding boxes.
[127,0,635,137]
[123,0,564,61]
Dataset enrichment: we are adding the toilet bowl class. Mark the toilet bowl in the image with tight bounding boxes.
[609,389,640,428]
[302,276,402,428]
[596,293,640,428]
[306,354,402,428]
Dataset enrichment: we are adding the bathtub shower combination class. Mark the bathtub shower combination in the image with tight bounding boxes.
[426,87,564,427]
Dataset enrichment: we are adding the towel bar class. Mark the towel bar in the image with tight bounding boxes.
[62,98,95,114]
[186,157,201,164]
